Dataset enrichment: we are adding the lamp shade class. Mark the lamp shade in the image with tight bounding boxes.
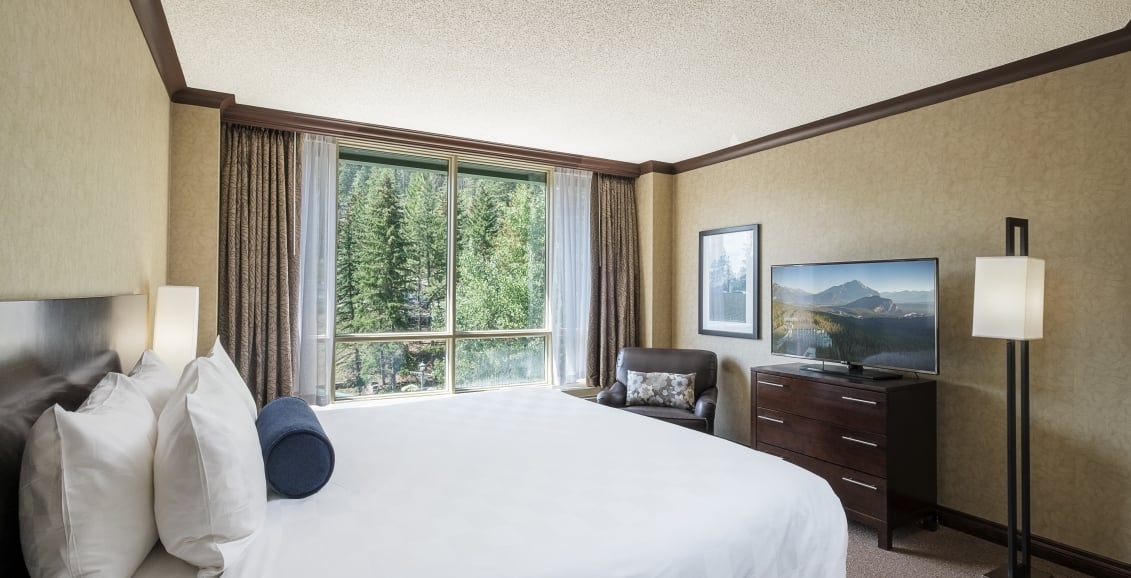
[972,256,1044,341]
[153,285,200,371]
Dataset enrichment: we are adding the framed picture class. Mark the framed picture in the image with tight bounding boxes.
[699,224,760,339]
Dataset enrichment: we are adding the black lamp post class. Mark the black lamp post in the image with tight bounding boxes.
[972,218,1048,578]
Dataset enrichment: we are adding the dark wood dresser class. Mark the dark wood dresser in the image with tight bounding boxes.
[750,364,937,549]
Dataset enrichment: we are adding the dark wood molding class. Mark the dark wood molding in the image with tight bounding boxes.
[129,0,186,97]
[672,26,1131,173]
[936,506,1131,578]
[131,0,1129,177]
[223,104,641,177]
[172,88,236,110]
[637,161,676,176]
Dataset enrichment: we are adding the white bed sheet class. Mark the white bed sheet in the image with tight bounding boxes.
[142,388,847,577]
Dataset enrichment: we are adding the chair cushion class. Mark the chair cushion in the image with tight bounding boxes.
[625,370,696,410]
[621,405,708,432]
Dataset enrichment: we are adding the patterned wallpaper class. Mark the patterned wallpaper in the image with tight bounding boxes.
[635,172,675,348]
[169,104,222,356]
[670,52,1131,561]
[0,0,170,326]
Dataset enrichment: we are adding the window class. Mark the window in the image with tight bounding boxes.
[333,145,550,399]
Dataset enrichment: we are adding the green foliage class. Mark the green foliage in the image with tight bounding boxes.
[456,178,546,332]
[403,172,448,330]
[334,157,548,397]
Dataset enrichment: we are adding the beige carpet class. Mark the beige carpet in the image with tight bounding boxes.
[847,521,1092,577]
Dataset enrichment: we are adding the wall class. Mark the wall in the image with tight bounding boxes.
[669,52,1131,561]
[0,0,170,325]
[634,172,675,348]
[169,104,221,355]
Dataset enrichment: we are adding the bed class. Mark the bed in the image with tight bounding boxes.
[3,295,847,577]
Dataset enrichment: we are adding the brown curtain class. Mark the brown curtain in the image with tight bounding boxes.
[586,174,640,388]
[219,123,302,409]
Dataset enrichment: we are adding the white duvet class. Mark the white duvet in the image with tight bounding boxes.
[138,388,846,577]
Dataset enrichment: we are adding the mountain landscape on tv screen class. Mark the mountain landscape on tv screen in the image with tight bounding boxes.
[771,279,936,372]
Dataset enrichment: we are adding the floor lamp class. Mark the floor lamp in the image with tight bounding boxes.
[972,218,1046,578]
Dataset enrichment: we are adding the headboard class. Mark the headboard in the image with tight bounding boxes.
[0,294,147,576]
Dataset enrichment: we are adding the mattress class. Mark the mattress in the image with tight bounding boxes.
[137,387,847,577]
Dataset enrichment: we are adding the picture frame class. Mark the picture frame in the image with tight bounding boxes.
[698,224,760,339]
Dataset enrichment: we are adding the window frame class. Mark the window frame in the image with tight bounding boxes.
[331,141,555,401]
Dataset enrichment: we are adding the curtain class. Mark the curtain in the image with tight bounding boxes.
[295,134,337,405]
[219,123,302,409]
[550,168,592,385]
[586,174,639,388]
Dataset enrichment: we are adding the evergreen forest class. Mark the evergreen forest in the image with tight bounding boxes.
[334,156,548,398]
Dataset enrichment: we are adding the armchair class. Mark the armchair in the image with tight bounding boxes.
[595,347,718,434]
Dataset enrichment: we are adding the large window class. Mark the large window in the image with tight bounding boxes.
[333,146,549,400]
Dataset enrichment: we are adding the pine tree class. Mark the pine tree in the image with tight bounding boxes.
[403,171,447,331]
[355,168,408,333]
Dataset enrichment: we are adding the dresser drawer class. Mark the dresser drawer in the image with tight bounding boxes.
[755,372,886,434]
[755,408,886,476]
[758,443,887,521]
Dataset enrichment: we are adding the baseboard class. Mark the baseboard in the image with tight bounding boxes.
[936,506,1131,578]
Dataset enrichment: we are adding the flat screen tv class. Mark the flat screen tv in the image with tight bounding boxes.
[770,258,939,380]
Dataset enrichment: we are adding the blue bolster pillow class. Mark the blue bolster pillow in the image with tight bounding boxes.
[255,397,335,498]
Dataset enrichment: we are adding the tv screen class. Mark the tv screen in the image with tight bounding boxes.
[770,258,938,375]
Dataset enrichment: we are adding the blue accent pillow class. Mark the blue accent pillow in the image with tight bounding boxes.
[255,397,335,498]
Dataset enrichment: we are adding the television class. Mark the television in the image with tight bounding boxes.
[770,258,939,380]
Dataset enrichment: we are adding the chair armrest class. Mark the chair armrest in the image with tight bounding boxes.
[694,387,718,420]
[596,381,627,407]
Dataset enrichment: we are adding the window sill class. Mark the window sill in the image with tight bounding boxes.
[315,383,598,410]
[555,385,601,400]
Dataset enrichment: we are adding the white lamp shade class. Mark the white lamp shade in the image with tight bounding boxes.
[153,285,200,371]
[972,256,1045,341]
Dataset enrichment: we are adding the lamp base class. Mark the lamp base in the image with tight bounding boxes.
[984,564,1055,578]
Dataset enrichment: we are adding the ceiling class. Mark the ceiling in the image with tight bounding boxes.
[162,1,1130,164]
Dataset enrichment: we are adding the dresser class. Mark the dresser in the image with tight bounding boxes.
[750,364,936,549]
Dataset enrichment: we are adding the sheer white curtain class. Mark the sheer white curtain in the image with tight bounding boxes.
[295,134,337,404]
[550,168,592,385]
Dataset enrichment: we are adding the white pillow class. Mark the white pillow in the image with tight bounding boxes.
[129,349,180,415]
[19,373,158,577]
[154,357,266,576]
[204,337,258,418]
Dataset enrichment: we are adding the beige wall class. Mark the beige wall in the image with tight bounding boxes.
[634,172,675,348]
[169,104,222,355]
[0,0,170,326]
[669,52,1131,560]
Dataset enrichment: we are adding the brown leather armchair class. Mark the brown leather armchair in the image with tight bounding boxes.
[595,347,718,434]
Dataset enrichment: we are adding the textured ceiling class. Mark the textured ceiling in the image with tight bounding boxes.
[162,1,1130,164]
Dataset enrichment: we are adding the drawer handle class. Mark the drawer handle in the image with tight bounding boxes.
[841,396,877,405]
[757,415,784,424]
[758,380,786,388]
[841,477,878,491]
[841,435,878,447]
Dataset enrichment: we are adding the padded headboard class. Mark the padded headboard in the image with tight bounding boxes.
[0,294,146,576]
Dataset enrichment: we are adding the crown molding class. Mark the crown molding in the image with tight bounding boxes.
[672,26,1131,173]
[172,88,236,110]
[130,0,185,97]
[637,161,677,176]
[132,1,1131,177]
[223,104,641,177]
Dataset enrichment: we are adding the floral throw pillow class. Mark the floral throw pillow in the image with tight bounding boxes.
[625,370,696,411]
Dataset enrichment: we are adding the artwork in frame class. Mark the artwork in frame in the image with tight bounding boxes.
[699,224,760,339]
